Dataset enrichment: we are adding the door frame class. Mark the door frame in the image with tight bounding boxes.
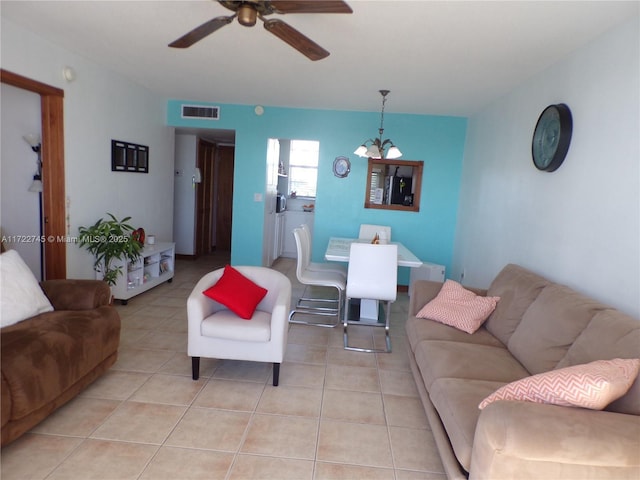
[1,69,66,279]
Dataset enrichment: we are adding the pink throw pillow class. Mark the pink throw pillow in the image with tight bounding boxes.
[416,280,500,334]
[479,358,640,410]
[202,265,268,320]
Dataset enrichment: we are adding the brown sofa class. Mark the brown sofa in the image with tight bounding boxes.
[406,264,640,479]
[1,279,120,446]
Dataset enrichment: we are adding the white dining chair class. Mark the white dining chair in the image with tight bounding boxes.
[358,224,392,244]
[289,227,346,328]
[299,224,347,280]
[343,243,397,352]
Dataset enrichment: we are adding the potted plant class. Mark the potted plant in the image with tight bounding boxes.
[78,213,142,287]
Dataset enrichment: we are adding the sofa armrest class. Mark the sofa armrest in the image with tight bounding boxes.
[470,400,640,479]
[409,280,444,316]
[40,280,112,310]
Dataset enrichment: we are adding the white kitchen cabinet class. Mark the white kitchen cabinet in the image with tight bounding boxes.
[111,242,175,305]
[282,211,314,258]
[274,212,285,260]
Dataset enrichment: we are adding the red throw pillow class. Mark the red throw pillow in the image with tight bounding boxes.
[202,265,268,319]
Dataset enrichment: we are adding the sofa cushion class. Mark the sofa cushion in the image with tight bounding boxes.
[201,310,272,342]
[508,284,607,374]
[0,250,53,327]
[1,307,120,421]
[416,280,500,334]
[414,340,530,390]
[479,358,640,410]
[556,309,640,415]
[484,264,549,345]
[406,317,504,353]
[430,378,506,472]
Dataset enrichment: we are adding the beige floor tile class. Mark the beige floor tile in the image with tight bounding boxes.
[139,446,234,480]
[31,397,120,437]
[119,327,151,347]
[317,420,393,468]
[241,414,318,459]
[389,426,445,473]
[157,314,188,333]
[46,439,158,480]
[287,324,331,346]
[213,359,272,383]
[130,373,207,405]
[165,408,251,451]
[229,454,314,480]
[112,347,175,373]
[314,461,395,480]
[194,379,265,411]
[322,389,385,425]
[158,352,219,377]
[0,434,82,480]
[279,362,326,388]
[326,346,378,368]
[134,305,182,319]
[376,343,411,372]
[395,470,448,480]
[285,342,327,364]
[91,401,186,444]
[383,394,429,429]
[256,385,323,417]
[137,331,187,351]
[324,364,380,393]
[149,296,187,308]
[79,370,151,401]
[120,313,168,330]
[379,369,420,397]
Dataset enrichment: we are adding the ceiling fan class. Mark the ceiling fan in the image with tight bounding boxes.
[169,1,353,61]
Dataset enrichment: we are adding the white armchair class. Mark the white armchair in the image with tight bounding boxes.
[187,266,292,386]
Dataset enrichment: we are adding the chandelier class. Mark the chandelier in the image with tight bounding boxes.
[354,90,402,160]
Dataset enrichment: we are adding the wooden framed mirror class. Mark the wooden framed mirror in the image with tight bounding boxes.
[364,158,423,212]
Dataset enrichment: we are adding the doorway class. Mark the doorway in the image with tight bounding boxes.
[195,140,235,256]
[1,69,66,279]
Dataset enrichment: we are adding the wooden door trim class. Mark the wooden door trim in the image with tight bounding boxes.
[1,69,66,279]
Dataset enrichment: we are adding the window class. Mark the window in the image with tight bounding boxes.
[288,140,319,198]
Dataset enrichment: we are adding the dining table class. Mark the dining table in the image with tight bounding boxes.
[324,237,423,322]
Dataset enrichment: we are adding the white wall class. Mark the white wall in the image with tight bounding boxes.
[0,84,42,278]
[173,134,197,255]
[453,18,639,317]
[1,18,175,279]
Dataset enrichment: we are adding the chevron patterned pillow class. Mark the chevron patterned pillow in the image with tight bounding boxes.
[479,358,640,410]
[416,279,500,334]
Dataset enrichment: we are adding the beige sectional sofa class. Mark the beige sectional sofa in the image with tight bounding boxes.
[406,264,640,479]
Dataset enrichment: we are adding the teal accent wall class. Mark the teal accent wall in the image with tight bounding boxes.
[167,100,467,285]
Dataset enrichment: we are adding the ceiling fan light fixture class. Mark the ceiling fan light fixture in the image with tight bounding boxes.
[355,90,402,159]
[237,4,257,26]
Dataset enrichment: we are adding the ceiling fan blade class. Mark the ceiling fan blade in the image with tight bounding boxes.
[169,15,235,48]
[263,18,329,61]
[269,1,352,14]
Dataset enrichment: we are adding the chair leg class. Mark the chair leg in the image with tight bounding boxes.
[273,363,280,386]
[289,285,344,328]
[344,299,392,354]
[192,357,200,380]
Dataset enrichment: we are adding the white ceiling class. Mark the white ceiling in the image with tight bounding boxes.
[2,1,638,116]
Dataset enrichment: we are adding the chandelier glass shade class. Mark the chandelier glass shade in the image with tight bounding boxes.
[354,90,402,160]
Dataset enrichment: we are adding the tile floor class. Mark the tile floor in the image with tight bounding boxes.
[1,253,446,480]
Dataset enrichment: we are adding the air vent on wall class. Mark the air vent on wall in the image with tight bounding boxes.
[181,104,220,120]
